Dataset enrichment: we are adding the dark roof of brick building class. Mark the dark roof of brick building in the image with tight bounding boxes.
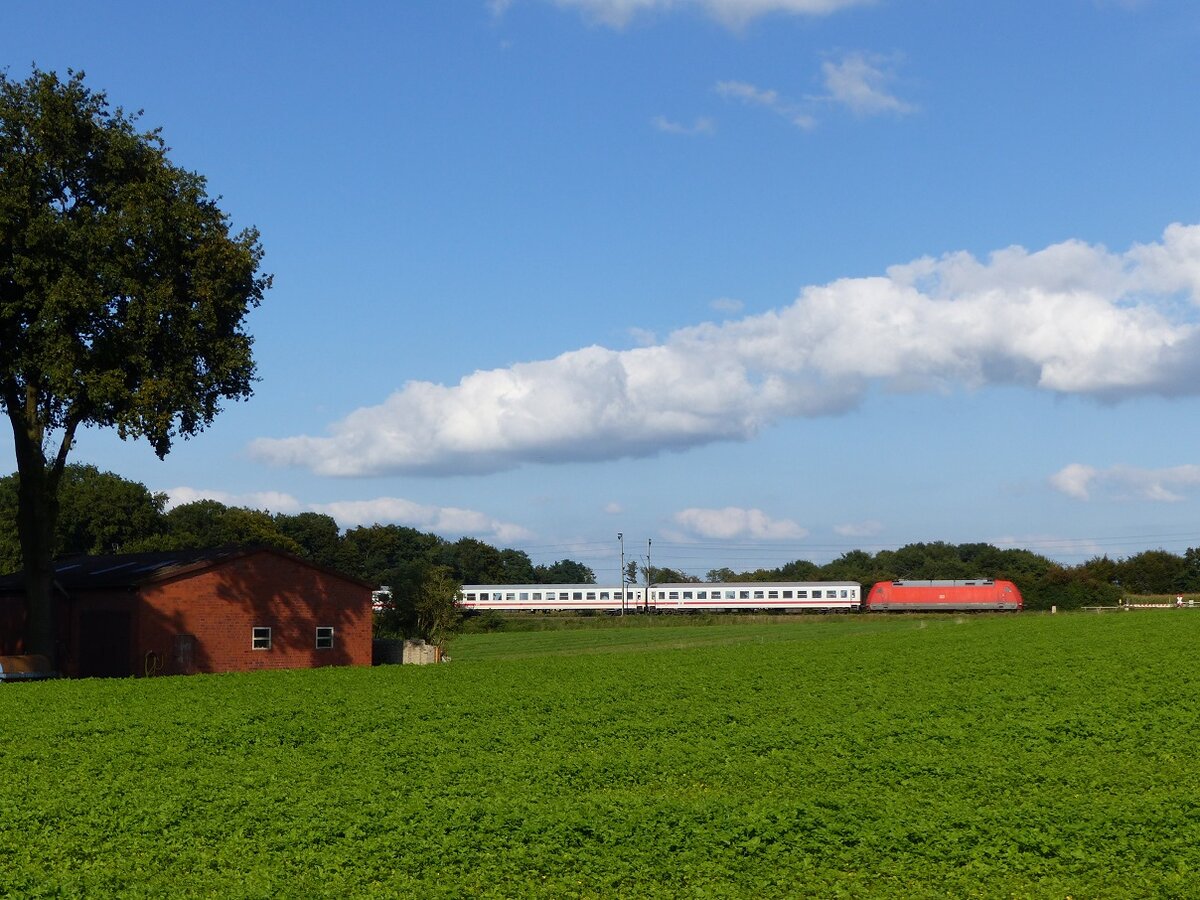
[0,545,369,593]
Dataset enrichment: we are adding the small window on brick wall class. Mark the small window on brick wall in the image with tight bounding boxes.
[315,626,334,650]
[252,626,271,650]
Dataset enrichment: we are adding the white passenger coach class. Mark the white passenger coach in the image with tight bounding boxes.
[459,582,861,613]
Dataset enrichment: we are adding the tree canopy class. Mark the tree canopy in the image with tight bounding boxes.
[0,68,270,660]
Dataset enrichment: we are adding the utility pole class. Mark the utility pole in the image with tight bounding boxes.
[618,532,625,617]
[646,538,652,613]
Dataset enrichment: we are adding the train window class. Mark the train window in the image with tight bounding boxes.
[600,592,609,600]
[532,592,542,601]
[573,592,583,601]
[739,591,750,599]
[841,590,848,598]
[812,590,823,598]
[506,593,516,602]
[586,592,596,601]
[669,591,679,600]
[797,590,807,598]
[754,590,764,599]
[465,593,476,602]
[725,591,735,599]
[520,592,529,601]
[768,590,778,599]
[683,591,693,599]
[492,592,502,601]
[782,590,793,599]
[697,591,707,599]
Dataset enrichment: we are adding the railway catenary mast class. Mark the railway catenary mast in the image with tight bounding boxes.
[618,532,625,617]
[646,538,652,613]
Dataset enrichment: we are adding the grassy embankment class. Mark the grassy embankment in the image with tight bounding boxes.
[2,611,1199,898]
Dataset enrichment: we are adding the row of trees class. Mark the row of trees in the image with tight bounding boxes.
[696,541,1200,611]
[0,465,597,642]
[8,465,1200,619]
[551,544,1197,612]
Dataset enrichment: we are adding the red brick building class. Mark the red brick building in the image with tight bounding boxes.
[0,546,373,677]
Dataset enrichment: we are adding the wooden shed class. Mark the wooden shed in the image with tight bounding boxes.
[0,546,373,677]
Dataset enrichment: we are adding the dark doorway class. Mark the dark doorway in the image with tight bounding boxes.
[78,610,133,677]
[172,633,197,675]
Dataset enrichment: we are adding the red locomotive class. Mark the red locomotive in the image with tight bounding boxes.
[865,579,1023,612]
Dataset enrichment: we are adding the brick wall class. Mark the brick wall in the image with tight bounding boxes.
[135,550,373,675]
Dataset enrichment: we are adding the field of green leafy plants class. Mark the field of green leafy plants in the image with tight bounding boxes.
[3,611,1200,898]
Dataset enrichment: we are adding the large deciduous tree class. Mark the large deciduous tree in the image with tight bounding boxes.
[0,464,167,570]
[0,68,269,662]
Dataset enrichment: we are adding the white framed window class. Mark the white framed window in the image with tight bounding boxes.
[252,627,271,650]
[315,626,334,650]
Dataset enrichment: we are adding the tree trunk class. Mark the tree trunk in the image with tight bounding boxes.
[8,410,62,666]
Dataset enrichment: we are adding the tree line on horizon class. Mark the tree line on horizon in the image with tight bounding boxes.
[4,464,1200,614]
[0,465,597,640]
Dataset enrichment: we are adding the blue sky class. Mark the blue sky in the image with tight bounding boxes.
[6,0,1200,580]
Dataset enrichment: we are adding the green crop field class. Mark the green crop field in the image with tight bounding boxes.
[2,612,1199,898]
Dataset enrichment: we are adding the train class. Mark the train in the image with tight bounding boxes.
[459,578,1023,614]
[867,579,1022,612]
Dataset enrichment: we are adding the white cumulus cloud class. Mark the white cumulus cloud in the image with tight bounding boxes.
[673,507,808,540]
[1050,463,1200,503]
[313,497,534,542]
[834,520,883,538]
[716,80,816,130]
[652,115,716,135]
[164,487,305,513]
[710,296,744,314]
[1049,464,1098,500]
[252,224,1200,478]
[513,0,873,29]
[820,52,914,116]
[163,487,529,543]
